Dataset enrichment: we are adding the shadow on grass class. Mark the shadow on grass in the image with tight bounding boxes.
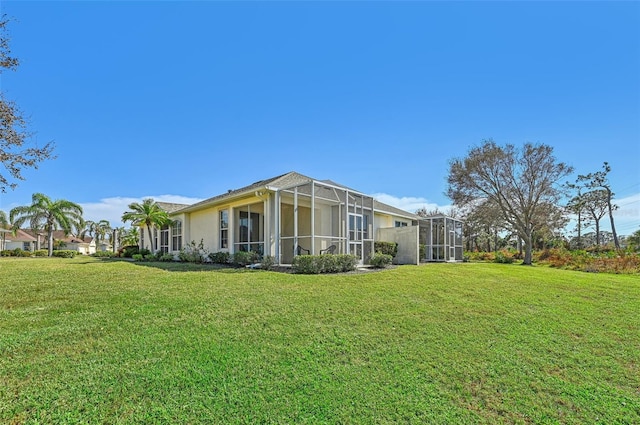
[123,260,252,273]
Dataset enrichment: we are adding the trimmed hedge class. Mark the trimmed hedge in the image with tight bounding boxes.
[93,251,117,258]
[369,253,393,268]
[1,248,32,257]
[260,255,276,271]
[232,251,256,267]
[374,241,398,257]
[209,251,230,264]
[292,254,358,274]
[52,250,76,258]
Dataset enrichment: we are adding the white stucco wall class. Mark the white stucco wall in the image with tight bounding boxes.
[188,206,219,253]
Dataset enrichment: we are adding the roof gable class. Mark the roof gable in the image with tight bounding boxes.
[176,171,313,213]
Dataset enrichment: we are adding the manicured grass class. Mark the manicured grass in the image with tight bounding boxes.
[1,257,638,424]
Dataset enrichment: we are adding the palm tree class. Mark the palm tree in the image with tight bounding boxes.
[0,210,10,251]
[10,193,83,257]
[120,226,140,248]
[121,199,170,252]
[95,219,112,245]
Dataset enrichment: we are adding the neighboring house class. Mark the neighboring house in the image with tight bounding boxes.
[1,228,38,251]
[21,230,96,255]
[138,171,463,265]
[96,240,112,252]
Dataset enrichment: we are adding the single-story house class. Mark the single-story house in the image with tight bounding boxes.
[1,228,38,251]
[19,230,97,255]
[139,171,463,265]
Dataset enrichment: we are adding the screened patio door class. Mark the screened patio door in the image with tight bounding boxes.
[348,213,363,263]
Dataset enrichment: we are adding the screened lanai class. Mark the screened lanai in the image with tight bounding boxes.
[419,215,464,262]
[276,180,374,265]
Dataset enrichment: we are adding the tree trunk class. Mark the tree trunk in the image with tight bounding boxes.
[146,225,155,252]
[595,221,601,246]
[112,229,118,253]
[576,210,582,249]
[47,231,54,257]
[522,229,533,265]
[606,188,620,249]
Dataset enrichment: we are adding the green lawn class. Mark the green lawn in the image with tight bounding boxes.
[1,258,638,424]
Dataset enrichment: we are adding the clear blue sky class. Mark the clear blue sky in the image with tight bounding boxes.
[1,1,639,235]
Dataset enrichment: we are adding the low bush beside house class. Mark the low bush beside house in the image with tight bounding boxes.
[335,254,358,272]
[260,255,276,271]
[369,253,393,268]
[318,254,339,273]
[232,251,255,267]
[52,250,76,258]
[157,252,175,262]
[374,241,398,258]
[292,255,319,274]
[34,250,48,257]
[92,251,116,258]
[209,251,230,264]
[178,240,209,263]
[292,254,358,274]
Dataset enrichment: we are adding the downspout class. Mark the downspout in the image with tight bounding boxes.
[311,181,315,255]
[254,190,270,257]
[274,190,280,263]
[294,186,298,259]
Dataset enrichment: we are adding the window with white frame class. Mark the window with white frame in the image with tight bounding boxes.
[220,210,229,249]
[153,228,158,252]
[395,221,408,227]
[171,220,182,251]
[160,225,169,253]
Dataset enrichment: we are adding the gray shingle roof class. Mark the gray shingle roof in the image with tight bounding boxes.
[175,171,314,213]
[156,202,191,214]
[172,171,419,220]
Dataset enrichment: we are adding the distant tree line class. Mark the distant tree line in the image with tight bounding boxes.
[443,140,633,264]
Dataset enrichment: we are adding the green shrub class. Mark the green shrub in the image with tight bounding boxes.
[260,255,276,271]
[209,251,230,264]
[119,245,140,258]
[178,240,209,263]
[318,254,339,273]
[292,255,320,274]
[419,244,426,260]
[34,250,49,257]
[232,251,255,267]
[336,254,358,272]
[52,250,76,258]
[1,250,13,257]
[132,254,143,261]
[494,250,515,264]
[374,241,398,257]
[369,253,393,268]
[158,253,175,262]
[466,251,496,262]
[292,254,358,274]
[93,251,116,258]
[17,250,33,257]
